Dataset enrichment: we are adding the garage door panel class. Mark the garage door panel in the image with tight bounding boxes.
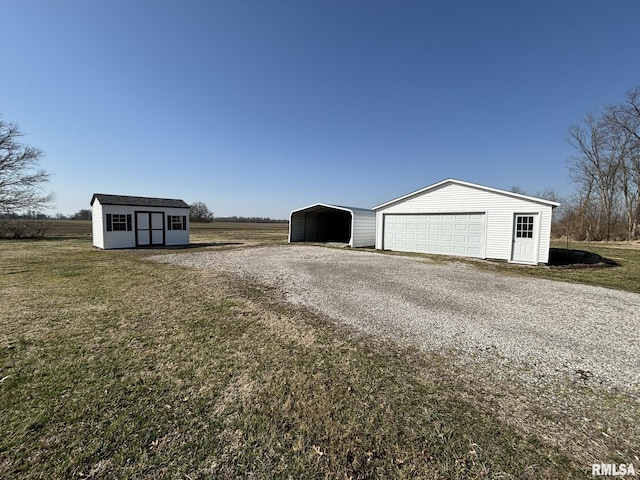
[384,213,485,258]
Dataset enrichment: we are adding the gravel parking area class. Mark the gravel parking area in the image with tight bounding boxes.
[153,245,640,392]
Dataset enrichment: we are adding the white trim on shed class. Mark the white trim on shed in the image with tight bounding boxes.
[91,194,190,249]
[374,179,560,264]
[289,203,376,247]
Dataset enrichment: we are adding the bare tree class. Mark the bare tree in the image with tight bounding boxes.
[608,87,640,144]
[566,87,640,241]
[509,186,528,195]
[606,87,640,239]
[568,112,622,240]
[189,201,214,222]
[0,119,53,213]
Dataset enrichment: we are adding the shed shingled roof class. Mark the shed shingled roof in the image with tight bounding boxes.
[90,194,189,208]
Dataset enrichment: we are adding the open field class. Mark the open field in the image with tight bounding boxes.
[189,221,289,247]
[12,220,290,246]
[1,224,639,478]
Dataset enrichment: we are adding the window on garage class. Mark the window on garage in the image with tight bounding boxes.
[516,215,534,238]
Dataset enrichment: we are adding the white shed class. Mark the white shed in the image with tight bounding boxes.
[374,179,560,264]
[289,203,376,247]
[91,194,190,249]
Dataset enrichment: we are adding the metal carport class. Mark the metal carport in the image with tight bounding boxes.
[288,203,375,247]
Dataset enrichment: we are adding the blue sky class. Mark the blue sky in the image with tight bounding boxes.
[2,1,639,218]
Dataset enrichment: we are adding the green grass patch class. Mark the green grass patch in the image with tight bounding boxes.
[467,240,640,293]
[369,240,640,293]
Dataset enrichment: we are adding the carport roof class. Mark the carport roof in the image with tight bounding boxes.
[373,178,561,210]
[290,203,374,215]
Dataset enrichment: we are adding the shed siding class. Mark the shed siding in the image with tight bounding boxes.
[102,204,138,249]
[376,183,553,262]
[164,208,190,246]
[92,199,104,249]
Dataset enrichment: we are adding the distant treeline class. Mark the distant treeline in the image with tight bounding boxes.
[211,216,287,224]
[0,212,288,223]
[1,209,91,220]
[1,211,52,220]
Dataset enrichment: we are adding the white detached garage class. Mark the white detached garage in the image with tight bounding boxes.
[91,194,190,249]
[374,179,560,264]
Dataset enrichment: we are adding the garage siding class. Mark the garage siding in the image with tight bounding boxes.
[375,182,553,262]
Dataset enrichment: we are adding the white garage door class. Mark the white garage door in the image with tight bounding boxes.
[383,213,485,258]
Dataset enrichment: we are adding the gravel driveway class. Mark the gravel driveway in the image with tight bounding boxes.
[153,245,640,391]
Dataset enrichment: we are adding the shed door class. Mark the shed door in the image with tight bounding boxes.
[136,212,165,246]
[383,213,485,258]
[511,214,537,264]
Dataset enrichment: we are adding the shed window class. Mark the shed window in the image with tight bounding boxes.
[168,215,186,231]
[106,214,131,232]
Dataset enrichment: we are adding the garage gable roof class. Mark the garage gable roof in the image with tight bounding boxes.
[91,193,189,209]
[373,179,561,210]
[290,203,374,216]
